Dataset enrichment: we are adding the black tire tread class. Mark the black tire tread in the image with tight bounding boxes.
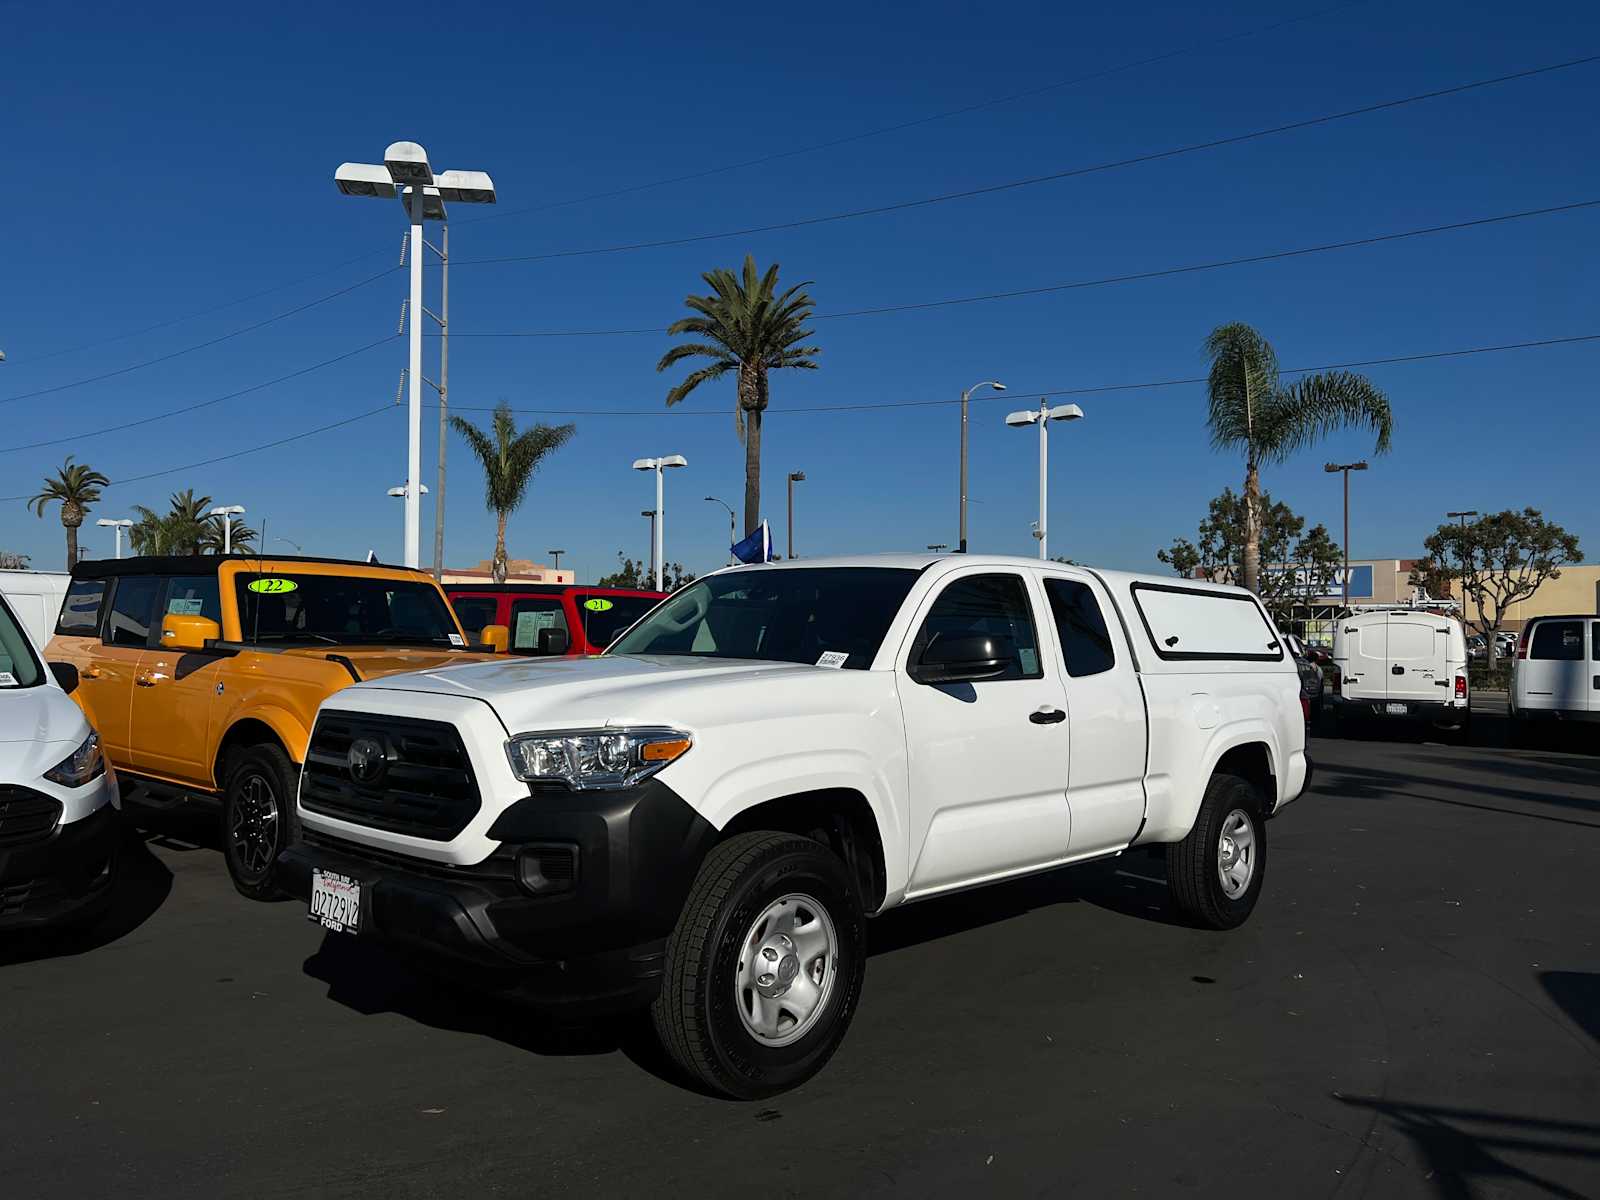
[1166,773,1264,930]
[222,742,300,902]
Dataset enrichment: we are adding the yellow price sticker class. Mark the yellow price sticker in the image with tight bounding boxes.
[247,578,299,595]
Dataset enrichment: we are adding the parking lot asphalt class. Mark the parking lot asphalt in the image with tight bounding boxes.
[3,709,1597,1199]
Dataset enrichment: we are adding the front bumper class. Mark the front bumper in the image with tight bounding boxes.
[278,778,718,1008]
[0,801,121,931]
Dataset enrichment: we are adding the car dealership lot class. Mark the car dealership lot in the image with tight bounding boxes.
[3,714,1597,1199]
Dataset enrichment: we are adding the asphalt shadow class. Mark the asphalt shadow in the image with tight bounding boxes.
[1315,760,1600,828]
[1336,1094,1600,1200]
[1540,971,1600,1045]
[0,824,174,967]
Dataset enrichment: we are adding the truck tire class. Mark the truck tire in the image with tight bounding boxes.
[221,743,300,902]
[1167,773,1267,930]
[651,831,867,1099]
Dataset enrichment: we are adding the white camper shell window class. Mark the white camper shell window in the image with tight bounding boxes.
[1130,583,1284,662]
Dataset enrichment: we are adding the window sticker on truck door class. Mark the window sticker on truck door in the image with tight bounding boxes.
[816,650,850,668]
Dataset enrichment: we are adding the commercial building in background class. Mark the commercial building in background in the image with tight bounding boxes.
[1444,565,1600,634]
[442,558,575,586]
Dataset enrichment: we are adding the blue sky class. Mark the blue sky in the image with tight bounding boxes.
[2,0,1596,580]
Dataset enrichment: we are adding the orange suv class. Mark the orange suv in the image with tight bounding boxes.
[46,555,501,898]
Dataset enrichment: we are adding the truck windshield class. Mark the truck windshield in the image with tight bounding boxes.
[233,573,462,647]
[608,568,918,669]
[0,596,45,688]
[573,593,663,649]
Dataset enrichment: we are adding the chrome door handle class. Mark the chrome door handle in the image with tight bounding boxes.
[1029,706,1066,725]
[135,672,167,687]
[81,666,102,679]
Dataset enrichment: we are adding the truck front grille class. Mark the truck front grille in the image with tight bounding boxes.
[301,711,481,840]
[0,787,64,847]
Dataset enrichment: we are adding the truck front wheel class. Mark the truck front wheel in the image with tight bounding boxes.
[652,831,866,1099]
[1167,773,1267,930]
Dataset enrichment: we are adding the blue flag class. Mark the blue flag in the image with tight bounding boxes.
[731,520,772,564]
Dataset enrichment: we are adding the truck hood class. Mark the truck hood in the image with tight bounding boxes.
[348,653,829,731]
[0,684,90,761]
[277,645,500,681]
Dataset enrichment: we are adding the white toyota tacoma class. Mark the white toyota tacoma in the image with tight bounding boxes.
[280,554,1309,1097]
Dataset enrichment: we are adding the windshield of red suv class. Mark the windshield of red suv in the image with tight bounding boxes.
[572,593,663,650]
[233,572,462,648]
[608,567,918,669]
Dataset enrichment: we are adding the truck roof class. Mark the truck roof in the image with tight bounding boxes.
[70,554,428,581]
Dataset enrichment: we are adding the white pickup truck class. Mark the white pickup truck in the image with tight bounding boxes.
[280,554,1308,1097]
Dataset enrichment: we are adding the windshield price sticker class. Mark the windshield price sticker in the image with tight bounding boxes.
[582,598,615,613]
[448,633,465,647]
[0,672,16,687]
[247,578,299,595]
[816,651,850,669]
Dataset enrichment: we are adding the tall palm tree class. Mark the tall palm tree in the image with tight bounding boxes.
[198,516,258,555]
[28,457,109,569]
[450,403,575,583]
[657,255,819,536]
[131,489,213,556]
[1204,322,1393,594]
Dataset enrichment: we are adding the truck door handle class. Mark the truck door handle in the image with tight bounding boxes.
[1391,665,1405,675]
[1029,707,1066,725]
[135,672,166,687]
[81,666,103,679]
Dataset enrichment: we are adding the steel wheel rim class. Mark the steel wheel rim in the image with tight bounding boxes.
[230,772,279,881]
[1217,808,1256,899]
[734,893,838,1048]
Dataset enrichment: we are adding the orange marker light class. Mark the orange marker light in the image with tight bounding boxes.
[641,738,692,763]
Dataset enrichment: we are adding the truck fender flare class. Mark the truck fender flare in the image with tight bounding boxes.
[215,705,312,780]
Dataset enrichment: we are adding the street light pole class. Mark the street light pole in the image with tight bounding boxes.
[548,549,566,572]
[787,471,806,559]
[208,506,246,554]
[1446,509,1479,625]
[705,497,736,565]
[959,380,1006,553]
[1323,462,1369,609]
[96,518,132,559]
[433,223,449,581]
[633,456,688,592]
[1005,401,1084,560]
[642,511,657,582]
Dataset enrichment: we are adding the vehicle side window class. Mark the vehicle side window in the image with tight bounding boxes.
[1593,623,1599,662]
[510,598,570,655]
[105,577,162,648]
[162,575,222,623]
[452,597,498,639]
[1529,620,1583,661]
[56,579,106,636]
[917,574,1042,680]
[1043,578,1115,677]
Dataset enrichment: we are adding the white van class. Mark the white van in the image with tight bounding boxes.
[0,569,70,650]
[1332,609,1469,733]
[1510,616,1597,725]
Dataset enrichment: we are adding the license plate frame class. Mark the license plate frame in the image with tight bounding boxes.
[309,868,363,935]
[1384,702,1408,716]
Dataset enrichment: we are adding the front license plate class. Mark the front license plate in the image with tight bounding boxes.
[309,869,362,934]
[1385,702,1408,716]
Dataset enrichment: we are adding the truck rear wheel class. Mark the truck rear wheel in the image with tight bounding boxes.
[222,743,299,902]
[1167,773,1267,930]
[652,831,866,1099]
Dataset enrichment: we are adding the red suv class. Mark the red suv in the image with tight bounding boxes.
[445,584,667,657]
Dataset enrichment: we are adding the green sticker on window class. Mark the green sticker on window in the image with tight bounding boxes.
[247,578,298,595]
[582,598,614,612]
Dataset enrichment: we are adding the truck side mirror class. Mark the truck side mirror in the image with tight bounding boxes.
[538,627,570,656]
[910,632,1016,685]
[478,624,510,653]
[162,613,222,653]
[48,661,79,693]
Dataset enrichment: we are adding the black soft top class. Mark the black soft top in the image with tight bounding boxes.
[70,553,412,581]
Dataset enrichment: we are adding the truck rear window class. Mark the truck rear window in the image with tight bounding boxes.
[1130,583,1283,662]
[1529,620,1583,661]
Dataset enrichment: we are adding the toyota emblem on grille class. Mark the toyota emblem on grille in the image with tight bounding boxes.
[347,736,387,784]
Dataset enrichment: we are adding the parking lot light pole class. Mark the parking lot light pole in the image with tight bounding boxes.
[787,471,806,559]
[208,506,246,554]
[335,143,496,569]
[705,496,736,565]
[959,380,1005,553]
[1324,462,1369,609]
[634,456,687,591]
[1446,509,1479,634]
[548,549,566,572]
[96,518,133,559]
[1005,400,1084,559]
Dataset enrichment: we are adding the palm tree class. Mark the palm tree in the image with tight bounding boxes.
[657,255,819,536]
[131,489,213,556]
[1204,322,1393,594]
[198,516,258,555]
[28,457,109,569]
[450,403,575,583]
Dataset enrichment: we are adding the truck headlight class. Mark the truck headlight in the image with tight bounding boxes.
[43,732,105,788]
[505,727,692,790]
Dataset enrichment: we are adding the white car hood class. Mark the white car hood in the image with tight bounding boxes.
[0,684,91,778]
[348,653,826,732]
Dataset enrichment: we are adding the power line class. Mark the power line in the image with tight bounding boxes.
[0,404,395,504]
[454,54,1600,268]
[442,332,1600,417]
[439,199,1600,338]
[0,335,399,454]
[0,267,399,407]
[462,0,1373,226]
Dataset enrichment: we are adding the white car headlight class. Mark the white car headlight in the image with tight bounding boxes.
[506,727,692,790]
[43,731,105,788]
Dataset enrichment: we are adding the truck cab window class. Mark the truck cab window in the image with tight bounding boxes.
[105,576,162,647]
[1044,578,1115,677]
[511,599,570,654]
[162,575,222,623]
[452,597,499,639]
[918,574,1042,680]
[56,578,106,636]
